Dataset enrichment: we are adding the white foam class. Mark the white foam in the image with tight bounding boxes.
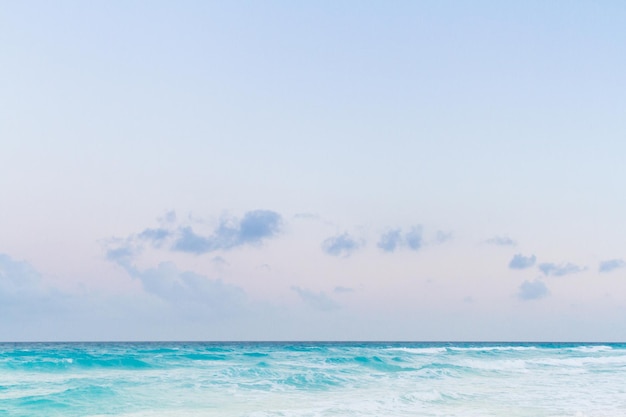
[568,345,613,353]
[448,345,538,352]
[386,347,447,354]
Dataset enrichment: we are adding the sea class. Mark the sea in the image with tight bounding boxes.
[1,342,625,417]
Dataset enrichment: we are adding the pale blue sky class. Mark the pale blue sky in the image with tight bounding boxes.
[1,1,626,341]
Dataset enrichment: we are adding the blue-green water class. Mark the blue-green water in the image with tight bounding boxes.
[1,342,626,416]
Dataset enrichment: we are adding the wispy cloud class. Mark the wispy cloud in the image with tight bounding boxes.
[377,229,403,252]
[539,262,585,277]
[158,210,177,224]
[322,233,363,257]
[432,230,453,245]
[334,286,354,294]
[599,259,626,273]
[509,254,536,270]
[0,253,41,292]
[518,280,549,300]
[135,262,246,318]
[106,210,283,260]
[172,210,283,254]
[0,253,70,319]
[107,250,246,319]
[138,228,171,247]
[376,225,435,253]
[211,256,229,269]
[405,226,423,250]
[293,212,319,220]
[291,286,339,311]
[105,244,138,269]
[171,227,214,254]
[485,236,516,246]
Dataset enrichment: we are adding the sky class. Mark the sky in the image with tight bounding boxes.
[1,1,626,341]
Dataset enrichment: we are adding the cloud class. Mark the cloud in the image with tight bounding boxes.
[539,262,585,277]
[138,228,171,247]
[334,286,354,294]
[518,279,549,300]
[239,210,282,242]
[293,212,319,220]
[291,286,339,311]
[105,236,143,265]
[405,226,423,250]
[211,256,230,269]
[159,210,177,224]
[172,227,213,254]
[509,254,536,270]
[599,259,626,273]
[485,236,516,246]
[172,210,282,254]
[0,253,70,319]
[0,253,41,293]
[322,233,363,257]
[377,229,403,252]
[432,230,453,245]
[106,210,283,259]
[257,263,271,272]
[108,250,246,319]
[137,263,245,318]
[376,225,430,253]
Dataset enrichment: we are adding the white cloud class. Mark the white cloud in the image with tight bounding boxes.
[518,280,549,300]
[539,262,585,277]
[291,286,339,311]
[598,259,626,273]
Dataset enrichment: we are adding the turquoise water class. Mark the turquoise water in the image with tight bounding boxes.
[1,342,626,416]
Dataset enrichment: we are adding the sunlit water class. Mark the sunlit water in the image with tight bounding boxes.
[1,342,625,416]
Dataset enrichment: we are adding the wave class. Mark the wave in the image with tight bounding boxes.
[2,342,626,417]
[448,345,539,352]
[386,347,448,354]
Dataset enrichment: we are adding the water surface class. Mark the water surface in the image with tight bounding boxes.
[1,342,625,416]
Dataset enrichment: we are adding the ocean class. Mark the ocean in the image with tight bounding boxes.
[1,342,625,416]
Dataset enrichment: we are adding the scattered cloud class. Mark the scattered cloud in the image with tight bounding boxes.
[518,279,549,300]
[539,262,586,277]
[485,236,516,246]
[0,253,41,293]
[238,210,282,243]
[322,233,363,257]
[377,229,403,252]
[405,226,423,250]
[0,253,70,319]
[136,262,245,318]
[334,286,354,294]
[291,286,339,311]
[293,212,319,220]
[159,210,177,224]
[432,230,453,245]
[138,228,172,247]
[106,210,283,260]
[105,244,137,268]
[172,227,213,254]
[108,251,246,318]
[509,254,536,270]
[599,259,626,273]
[211,256,230,269]
[376,225,428,253]
[172,210,282,254]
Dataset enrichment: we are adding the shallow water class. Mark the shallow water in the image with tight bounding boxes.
[1,342,625,416]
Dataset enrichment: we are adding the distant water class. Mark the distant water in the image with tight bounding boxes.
[1,342,626,417]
